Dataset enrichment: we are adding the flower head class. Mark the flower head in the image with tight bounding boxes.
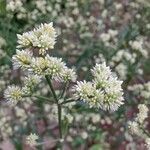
[73,62,124,111]
[17,23,57,55]
[136,104,148,123]
[92,63,123,111]
[73,81,104,108]
[26,133,38,146]
[92,63,112,89]
[45,55,66,78]
[128,121,141,136]
[30,55,66,79]
[145,138,150,150]
[12,49,33,69]
[58,67,77,82]
[24,75,41,87]
[22,75,41,94]
[4,85,23,105]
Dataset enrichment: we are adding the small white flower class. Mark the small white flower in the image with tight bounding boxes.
[145,138,150,150]
[58,67,77,82]
[4,85,23,105]
[100,33,111,42]
[91,62,112,82]
[30,55,68,80]
[128,121,141,135]
[26,133,38,146]
[17,23,57,55]
[12,49,33,69]
[81,131,88,139]
[17,31,36,48]
[45,55,66,78]
[73,81,104,108]
[108,29,118,37]
[30,57,49,76]
[129,38,148,58]
[136,104,148,124]
[22,75,41,94]
[92,63,124,111]
[24,75,41,87]
[73,63,124,111]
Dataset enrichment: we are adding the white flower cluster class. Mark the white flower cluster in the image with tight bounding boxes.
[129,38,148,58]
[128,81,150,100]
[73,62,124,111]
[109,39,149,80]
[17,23,57,54]
[4,85,23,105]
[4,74,42,104]
[146,138,150,150]
[128,103,150,149]
[6,0,23,12]
[129,104,149,129]
[100,29,118,47]
[12,49,33,70]
[22,75,41,95]
[136,104,148,124]
[128,121,142,136]
[0,65,11,93]
[136,0,150,7]
[0,107,13,138]
[13,24,76,82]
[26,133,39,146]
[5,23,76,105]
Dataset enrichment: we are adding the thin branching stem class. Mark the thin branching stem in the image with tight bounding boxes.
[33,95,54,102]
[45,75,58,103]
[61,99,76,105]
[45,75,63,149]
[58,104,62,139]
[59,82,69,99]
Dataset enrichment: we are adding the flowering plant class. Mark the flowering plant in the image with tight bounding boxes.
[4,22,124,148]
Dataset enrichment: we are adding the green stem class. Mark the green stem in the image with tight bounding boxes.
[59,82,68,99]
[58,104,62,139]
[33,95,54,103]
[45,75,58,103]
[45,75,63,148]
[61,99,76,105]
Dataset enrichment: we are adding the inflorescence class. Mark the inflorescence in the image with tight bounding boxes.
[73,62,124,111]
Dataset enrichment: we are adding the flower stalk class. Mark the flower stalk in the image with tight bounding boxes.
[45,75,63,148]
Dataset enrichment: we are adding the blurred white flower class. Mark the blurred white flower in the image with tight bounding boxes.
[4,85,23,105]
[136,104,148,124]
[129,38,148,58]
[26,133,38,146]
[24,75,41,87]
[145,138,150,150]
[128,121,141,136]
[81,131,88,139]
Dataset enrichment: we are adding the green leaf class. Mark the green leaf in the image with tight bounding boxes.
[72,136,85,147]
